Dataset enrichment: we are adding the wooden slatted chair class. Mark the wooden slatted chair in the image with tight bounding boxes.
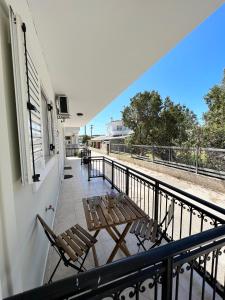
[37,215,97,283]
[130,202,174,251]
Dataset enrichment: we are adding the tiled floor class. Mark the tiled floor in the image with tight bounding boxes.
[44,157,222,300]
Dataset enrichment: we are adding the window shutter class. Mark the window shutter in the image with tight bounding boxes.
[9,8,45,184]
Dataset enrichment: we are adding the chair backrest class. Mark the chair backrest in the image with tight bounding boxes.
[37,215,57,244]
[163,201,174,229]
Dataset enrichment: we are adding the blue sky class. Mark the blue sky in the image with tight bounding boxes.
[80,4,225,136]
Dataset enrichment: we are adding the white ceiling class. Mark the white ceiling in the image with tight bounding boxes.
[27,0,224,127]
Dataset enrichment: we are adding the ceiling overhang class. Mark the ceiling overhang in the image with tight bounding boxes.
[27,0,224,127]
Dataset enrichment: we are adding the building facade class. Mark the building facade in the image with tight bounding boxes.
[107,120,132,137]
[0,0,223,298]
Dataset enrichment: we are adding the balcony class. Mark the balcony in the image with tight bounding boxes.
[5,154,225,300]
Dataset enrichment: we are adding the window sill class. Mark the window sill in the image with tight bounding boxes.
[32,155,58,192]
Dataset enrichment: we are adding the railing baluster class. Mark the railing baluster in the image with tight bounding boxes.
[103,157,105,180]
[189,207,193,236]
[143,181,146,213]
[162,257,173,300]
[111,161,114,189]
[171,198,175,240]
[179,204,183,239]
[201,254,207,300]
[213,249,219,300]
[175,266,180,300]
[154,181,159,222]
[189,260,194,300]
[125,167,129,196]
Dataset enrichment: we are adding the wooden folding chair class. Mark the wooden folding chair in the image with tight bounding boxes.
[130,202,174,251]
[37,215,97,283]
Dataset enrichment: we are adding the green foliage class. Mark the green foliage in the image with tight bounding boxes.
[202,70,225,148]
[82,135,91,144]
[122,91,198,146]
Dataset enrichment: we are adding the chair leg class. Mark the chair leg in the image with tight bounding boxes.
[78,248,90,272]
[48,257,62,284]
[136,235,147,251]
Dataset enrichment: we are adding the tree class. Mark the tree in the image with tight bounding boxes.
[122,91,162,145]
[122,91,198,146]
[202,70,225,148]
[82,135,91,145]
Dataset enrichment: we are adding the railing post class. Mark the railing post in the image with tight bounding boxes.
[196,146,199,174]
[125,167,129,196]
[152,146,155,162]
[103,157,105,180]
[111,161,114,189]
[154,181,159,222]
[88,158,91,181]
[161,257,173,300]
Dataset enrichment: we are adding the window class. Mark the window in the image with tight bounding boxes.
[10,9,59,184]
[116,125,123,131]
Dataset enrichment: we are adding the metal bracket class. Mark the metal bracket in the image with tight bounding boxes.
[32,174,40,182]
[27,102,37,112]
[50,144,55,151]
[48,104,53,111]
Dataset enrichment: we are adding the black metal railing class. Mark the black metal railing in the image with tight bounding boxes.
[81,149,91,165]
[5,157,225,300]
[5,225,225,300]
[110,144,225,180]
[65,146,86,157]
[88,156,225,297]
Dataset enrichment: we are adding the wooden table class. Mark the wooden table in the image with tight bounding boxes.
[82,194,146,265]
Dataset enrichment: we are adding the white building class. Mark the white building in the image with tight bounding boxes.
[64,127,80,146]
[0,1,224,299]
[107,120,132,137]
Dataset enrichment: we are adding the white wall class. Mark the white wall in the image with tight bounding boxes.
[107,120,131,137]
[0,0,64,297]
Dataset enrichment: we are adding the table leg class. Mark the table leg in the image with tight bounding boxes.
[111,226,129,253]
[92,230,100,267]
[106,223,132,263]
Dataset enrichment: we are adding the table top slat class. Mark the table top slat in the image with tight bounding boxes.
[82,194,146,231]
[124,197,146,218]
[124,199,143,219]
[113,206,126,223]
[95,205,107,227]
[99,203,114,226]
[83,198,94,231]
[117,204,132,221]
[123,203,137,220]
[109,208,120,224]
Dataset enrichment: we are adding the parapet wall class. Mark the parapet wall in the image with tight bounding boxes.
[90,147,225,194]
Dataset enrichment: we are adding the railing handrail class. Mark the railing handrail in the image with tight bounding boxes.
[93,156,225,219]
[5,225,225,300]
[110,143,225,152]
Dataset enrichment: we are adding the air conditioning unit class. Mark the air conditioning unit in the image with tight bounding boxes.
[56,95,70,119]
